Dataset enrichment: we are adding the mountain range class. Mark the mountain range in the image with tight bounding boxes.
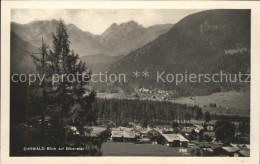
[11,20,173,56]
[97,21,173,56]
[108,9,250,96]
[10,10,250,96]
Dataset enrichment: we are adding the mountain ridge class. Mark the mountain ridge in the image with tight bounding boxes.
[11,20,173,56]
[107,9,250,96]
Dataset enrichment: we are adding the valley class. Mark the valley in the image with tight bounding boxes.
[96,88,250,116]
[10,9,251,157]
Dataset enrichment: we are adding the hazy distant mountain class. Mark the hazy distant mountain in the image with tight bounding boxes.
[10,30,124,73]
[11,32,40,73]
[108,10,250,96]
[11,20,172,57]
[11,20,107,56]
[66,23,107,56]
[81,54,125,73]
[11,20,58,46]
[98,21,173,56]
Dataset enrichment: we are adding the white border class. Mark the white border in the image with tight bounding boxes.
[1,1,260,164]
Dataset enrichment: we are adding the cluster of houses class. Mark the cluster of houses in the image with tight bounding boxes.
[109,125,204,146]
[135,88,174,100]
[86,123,250,157]
[68,122,250,157]
[199,143,250,157]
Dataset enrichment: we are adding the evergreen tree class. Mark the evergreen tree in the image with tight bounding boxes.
[50,20,99,150]
[214,120,235,144]
[204,111,211,123]
[30,37,51,144]
[29,20,101,154]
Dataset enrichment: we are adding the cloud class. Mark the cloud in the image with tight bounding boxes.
[12,9,203,34]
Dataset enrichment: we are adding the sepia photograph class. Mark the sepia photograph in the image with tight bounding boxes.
[9,8,251,157]
[1,1,260,163]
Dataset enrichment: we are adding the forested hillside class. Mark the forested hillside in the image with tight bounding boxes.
[108,10,250,96]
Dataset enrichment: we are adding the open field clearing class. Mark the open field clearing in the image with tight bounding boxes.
[170,90,250,116]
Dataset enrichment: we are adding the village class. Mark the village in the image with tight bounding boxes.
[83,121,250,157]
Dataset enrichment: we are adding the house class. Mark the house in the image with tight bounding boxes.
[201,147,214,156]
[236,149,250,157]
[123,131,137,142]
[194,125,204,138]
[134,125,144,131]
[230,144,250,157]
[200,143,223,155]
[156,125,174,134]
[69,126,107,138]
[153,127,164,134]
[87,126,107,137]
[111,130,124,142]
[132,129,141,138]
[140,128,158,137]
[180,127,196,140]
[220,146,241,156]
[111,127,137,142]
[136,137,151,144]
[115,126,134,132]
[203,131,215,141]
[160,133,189,147]
[230,143,250,150]
[206,124,214,131]
[140,88,149,94]
[235,133,250,144]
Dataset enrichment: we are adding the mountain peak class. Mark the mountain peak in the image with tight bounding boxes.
[120,20,142,28]
[27,19,59,26]
[120,20,143,31]
[102,21,142,35]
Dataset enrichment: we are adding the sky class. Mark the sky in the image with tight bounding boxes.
[12,9,203,34]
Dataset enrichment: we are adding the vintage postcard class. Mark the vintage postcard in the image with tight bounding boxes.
[1,1,260,164]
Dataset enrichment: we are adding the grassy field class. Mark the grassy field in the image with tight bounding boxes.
[170,89,250,116]
[101,142,192,156]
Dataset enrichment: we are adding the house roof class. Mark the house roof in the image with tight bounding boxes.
[69,126,107,137]
[194,127,203,133]
[230,143,250,150]
[161,133,189,142]
[140,128,153,134]
[202,148,214,153]
[114,126,134,132]
[135,125,144,131]
[200,143,222,149]
[153,128,164,134]
[194,124,204,129]
[210,144,223,150]
[181,127,194,133]
[123,131,135,139]
[112,128,136,138]
[221,146,241,153]
[89,126,106,137]
[238,149,250,157]
[111,130,123,138]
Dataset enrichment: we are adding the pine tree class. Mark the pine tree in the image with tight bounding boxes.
[30,37,51,144]
[47,20,99,154]
[204,111,211,124]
